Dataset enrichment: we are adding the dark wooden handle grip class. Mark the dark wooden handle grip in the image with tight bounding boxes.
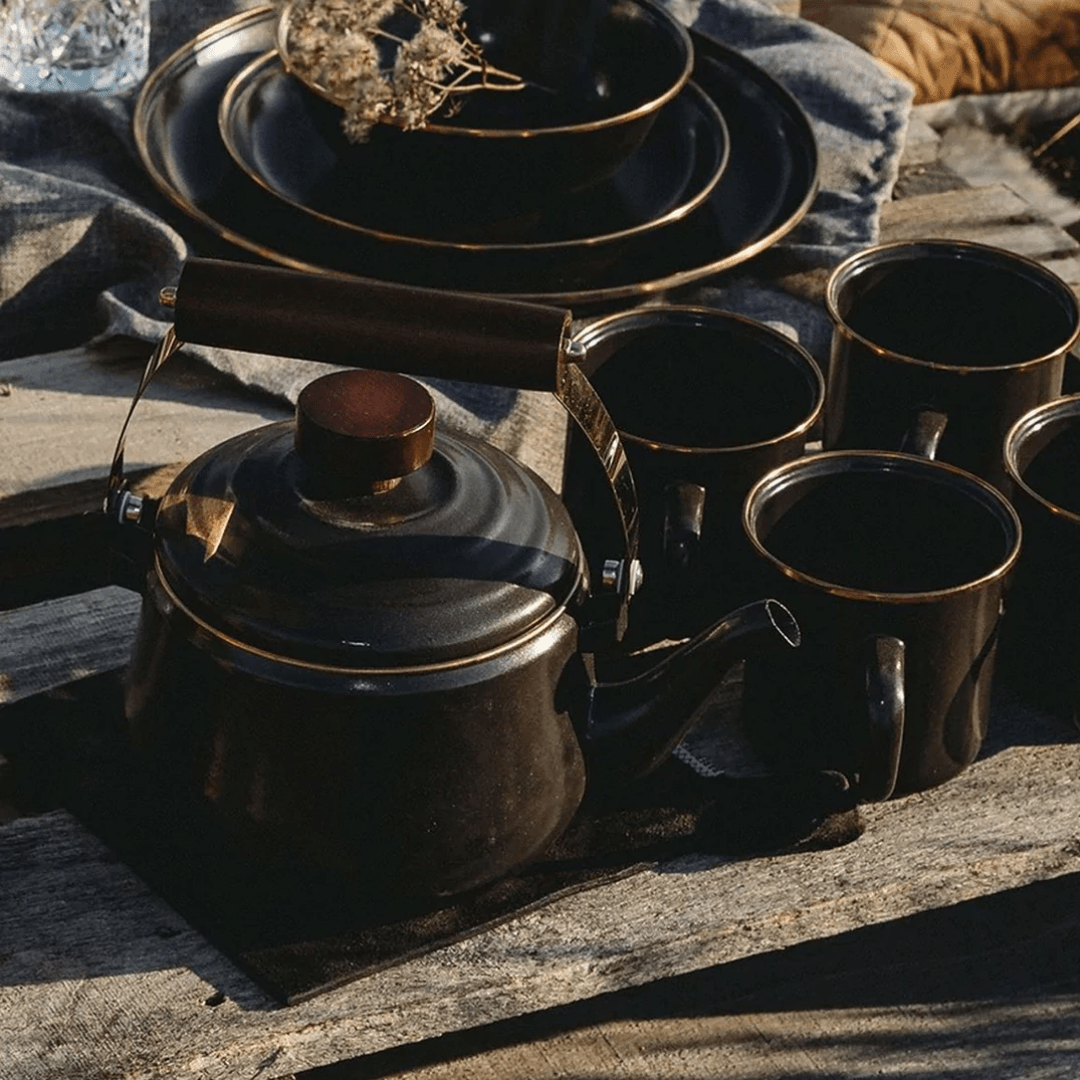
[173,259,573,392]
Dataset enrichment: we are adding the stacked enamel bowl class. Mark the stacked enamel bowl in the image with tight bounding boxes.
[133,3,820,305]
[216,0,730,292]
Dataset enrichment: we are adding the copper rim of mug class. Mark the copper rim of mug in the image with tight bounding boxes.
[1004,392,1080,524]
[572,305,826,454]
[742,449,1023,603]
[825,239,1080,375]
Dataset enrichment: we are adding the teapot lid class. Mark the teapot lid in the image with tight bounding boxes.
[151,370,585,668]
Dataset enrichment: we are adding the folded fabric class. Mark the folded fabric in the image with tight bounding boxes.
[803,0,1080,105]
[674,0,912,369]
[0,0,913,492]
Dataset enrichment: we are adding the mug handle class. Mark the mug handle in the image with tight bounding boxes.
[663,481,706,572]
[859,634,905,801]
[900,406,948,460]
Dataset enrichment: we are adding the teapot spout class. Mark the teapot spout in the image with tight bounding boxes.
[585,599,800,784]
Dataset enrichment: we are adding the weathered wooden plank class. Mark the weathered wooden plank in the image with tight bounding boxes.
[880,182,1080,285]
[1,713,1078,1080]
[897,114,942,168]
[0,344,292,499]
[0,464,193,610]
[307,873,1080,1080]
[0,467,183,612]
[0,464,182,530]
[0,344,290,609]
[891,159,969,200]
[0,587,139,705]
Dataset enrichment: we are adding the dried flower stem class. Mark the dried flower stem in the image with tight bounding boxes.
[281,0,525,142]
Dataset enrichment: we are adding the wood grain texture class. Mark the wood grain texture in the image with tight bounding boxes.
[1,710,1078,1080]
[0,343,291,498]
[0,465,182,530]
[0,587,139,704]
[880,182,1080,285]
[299,869,1080,1080]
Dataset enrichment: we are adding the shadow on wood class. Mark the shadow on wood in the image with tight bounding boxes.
[305,869,1080,1080]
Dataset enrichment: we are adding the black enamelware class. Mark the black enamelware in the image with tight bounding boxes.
[275,0,694,213]
[1000,394,1080,723]
[740,451,1021,800]
[824,239,1080,491]
[132,7,818,305]
[114,259,799,901]
[219,52,728,248]
[562,306,825,645]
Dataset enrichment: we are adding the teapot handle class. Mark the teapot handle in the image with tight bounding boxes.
[173,258,573,391]
[113,259,641,623]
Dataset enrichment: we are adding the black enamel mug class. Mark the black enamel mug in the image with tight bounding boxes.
[1000,394,1080,723]
[740,451,1022,799]
[824,239,1080,491]
[562,306,825,644]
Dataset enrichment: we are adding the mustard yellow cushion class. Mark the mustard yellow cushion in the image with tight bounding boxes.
[802,0,1080,103]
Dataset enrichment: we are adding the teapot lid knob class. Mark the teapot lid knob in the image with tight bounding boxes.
[295,369,435,493]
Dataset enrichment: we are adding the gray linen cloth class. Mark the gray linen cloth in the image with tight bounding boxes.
[0,0,912,485]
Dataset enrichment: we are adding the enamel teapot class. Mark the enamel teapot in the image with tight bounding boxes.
[111,259,799,900]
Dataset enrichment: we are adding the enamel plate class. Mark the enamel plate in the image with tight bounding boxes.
[133,6,818,307]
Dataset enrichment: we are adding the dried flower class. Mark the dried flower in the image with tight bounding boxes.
[282,0,523,142]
